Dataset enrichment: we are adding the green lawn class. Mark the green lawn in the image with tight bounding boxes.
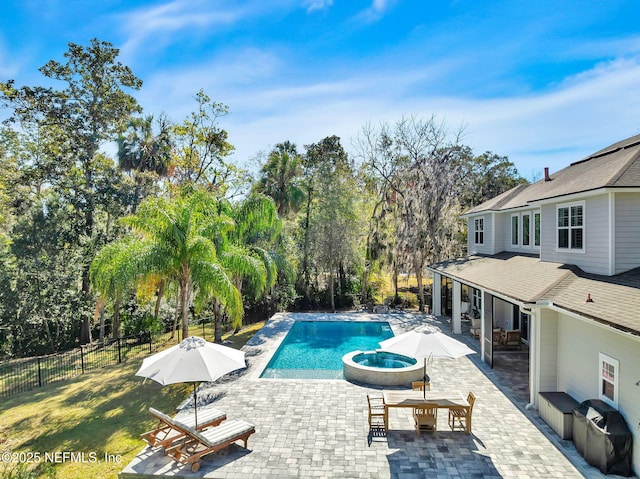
[0,322,265,479]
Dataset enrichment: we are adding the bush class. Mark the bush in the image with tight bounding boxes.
[384,292,417,309]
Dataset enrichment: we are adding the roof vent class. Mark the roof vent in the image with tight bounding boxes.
[544,167,551,182]
[585,293,594,303]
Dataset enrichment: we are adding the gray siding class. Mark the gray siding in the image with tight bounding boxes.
[557,313,640,473]
[615,192,640,274]
[540,195,610,275]
[467,215,493,255]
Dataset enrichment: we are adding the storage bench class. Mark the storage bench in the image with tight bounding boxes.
[538,392,579,440]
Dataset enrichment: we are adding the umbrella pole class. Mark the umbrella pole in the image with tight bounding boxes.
[193,383,198,429]
[423,358,427,398]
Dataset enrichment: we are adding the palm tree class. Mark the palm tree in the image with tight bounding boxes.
[91,191,242,340]
[253,141,304,216]
[117,115,173,211]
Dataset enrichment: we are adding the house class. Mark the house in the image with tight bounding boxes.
[427,133,640,473]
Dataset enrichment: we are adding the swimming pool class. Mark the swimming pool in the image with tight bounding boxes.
[260,320,394,379]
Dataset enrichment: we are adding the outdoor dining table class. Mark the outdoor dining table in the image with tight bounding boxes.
[382,390,471,433]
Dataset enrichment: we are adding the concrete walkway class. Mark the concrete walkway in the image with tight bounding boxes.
[119,312,620,478]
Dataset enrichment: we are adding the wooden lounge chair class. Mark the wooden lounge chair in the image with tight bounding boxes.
[165,418,255,472]
[448,391,475,434]
[413,403,438,436]
[141,407,226,449]
[367,394,386,431]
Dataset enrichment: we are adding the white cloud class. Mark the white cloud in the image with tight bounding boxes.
[135,37,640,180]
[356,0,396,23]
[304,0,333,13]
[116,0,251,62]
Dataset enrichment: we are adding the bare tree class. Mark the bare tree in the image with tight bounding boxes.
[355,116,465,311]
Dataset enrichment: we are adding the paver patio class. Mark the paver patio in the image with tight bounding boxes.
[119,312,618,478]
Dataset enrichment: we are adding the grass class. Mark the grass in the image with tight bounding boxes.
[0,321,265,479]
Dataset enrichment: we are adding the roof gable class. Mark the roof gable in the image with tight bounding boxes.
[465,133,640,215]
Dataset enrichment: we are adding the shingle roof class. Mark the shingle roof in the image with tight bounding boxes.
[465,133,640,215]
[429,252,640,336]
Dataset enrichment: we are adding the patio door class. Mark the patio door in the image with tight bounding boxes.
[440,277,452,317]
[520,311,530,343]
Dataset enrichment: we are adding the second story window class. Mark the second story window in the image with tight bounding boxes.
[474,218,484,245]
[511,215,519,246]
[534,212,541,246]
[557,202,584,251]
[522,213,530,247]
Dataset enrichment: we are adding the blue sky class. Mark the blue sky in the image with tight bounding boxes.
[2,0,640,179]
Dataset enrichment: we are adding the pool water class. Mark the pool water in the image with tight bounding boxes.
[260,321,394,379]
[352,351,417,368]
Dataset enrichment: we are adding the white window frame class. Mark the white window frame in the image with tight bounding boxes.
[521,212,531,248]
[556,201,585,253]
[510,214,519,247]
[534,211,541,247]
[598,353,619,408]
[474,217,484,245]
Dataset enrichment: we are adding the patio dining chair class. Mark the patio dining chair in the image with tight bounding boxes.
[448,391,475,434]
[367,394,386,431]
[413,403,438,436]
[412,381,431,392]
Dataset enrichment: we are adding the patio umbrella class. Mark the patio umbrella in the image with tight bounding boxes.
[136,336,246,428]
[379,328,475,397]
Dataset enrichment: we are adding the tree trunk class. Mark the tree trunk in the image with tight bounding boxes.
[361,261,369,306]
[80,274,92,345]
[154,280,165,320]
[393,262,399,303]
[414,256,425,312]
[80,160,95,345]
[97,298,105,343]
[213,300,223,343]
[301,186,313,299]
[112,294,121,338]
[329,263,335,313]
[180,281,190,339]
[171,296,179,340]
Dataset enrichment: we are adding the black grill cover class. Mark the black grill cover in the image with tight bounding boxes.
[572,400,633,476]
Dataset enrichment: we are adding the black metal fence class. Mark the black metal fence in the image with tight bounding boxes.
[0,331,152,398]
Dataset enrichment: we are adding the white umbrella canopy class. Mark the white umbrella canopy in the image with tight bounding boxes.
[136,336,246,427]
[379,329,476,360]
[379,328,475,397]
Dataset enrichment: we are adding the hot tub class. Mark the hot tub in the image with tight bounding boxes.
[342,350,424,386]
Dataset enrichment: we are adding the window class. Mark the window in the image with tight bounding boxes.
[474,218,484,245]
[461,284,469,302]
[534,212,541,247]
[522,213,530,247]
[511,215,519,246]
[599,353,618,408]
[471,288,482,315]
[557,202,584,251]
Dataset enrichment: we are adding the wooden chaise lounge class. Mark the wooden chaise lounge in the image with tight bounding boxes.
[165,418,256,472]
[141,407,226,449]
